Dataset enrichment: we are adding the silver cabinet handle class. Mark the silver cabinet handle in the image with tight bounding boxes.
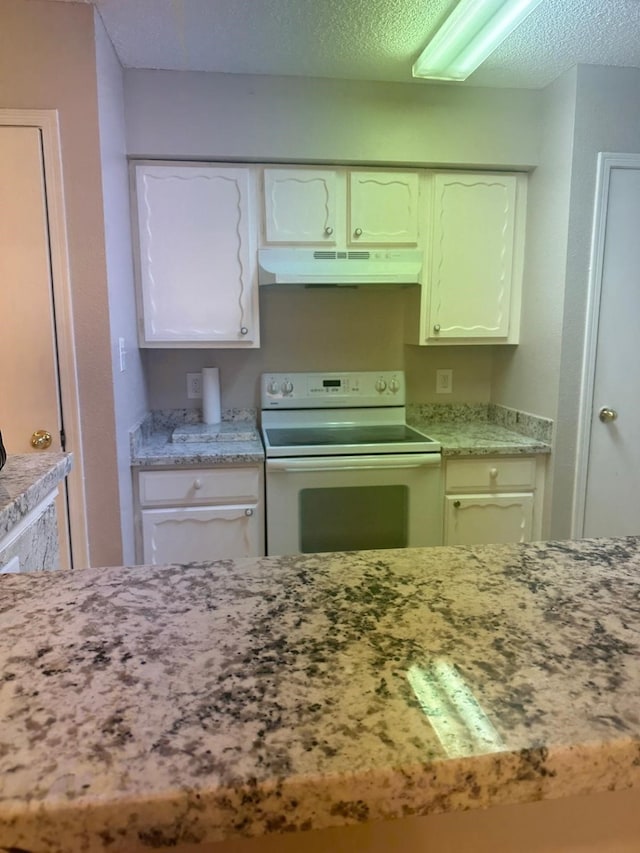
[244,508,254,517]
[354,227,363,237]
[453,500,461,508]
[324,226,333,236]
[433,324,441,333]
[599,407,618,423]
[240,326,249,336]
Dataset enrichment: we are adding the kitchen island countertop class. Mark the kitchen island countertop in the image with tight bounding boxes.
[1,537,640,851]
[0,451,72,539]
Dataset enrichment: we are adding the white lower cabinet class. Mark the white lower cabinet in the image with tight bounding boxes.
[443,456,545,546]
[136,466,264,565]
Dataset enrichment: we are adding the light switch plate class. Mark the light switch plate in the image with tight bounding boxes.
[436,369,453,394]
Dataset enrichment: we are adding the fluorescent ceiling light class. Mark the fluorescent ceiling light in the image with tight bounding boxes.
[412,0,544,82]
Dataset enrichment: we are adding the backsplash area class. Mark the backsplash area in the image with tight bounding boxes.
[407,403,553,444]
[142,288,496,411]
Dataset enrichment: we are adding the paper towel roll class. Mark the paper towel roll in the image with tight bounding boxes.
[202,367,221,424]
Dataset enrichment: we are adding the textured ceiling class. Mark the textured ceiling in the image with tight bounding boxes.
[69,0,640,88]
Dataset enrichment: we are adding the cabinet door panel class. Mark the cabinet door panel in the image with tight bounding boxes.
[349,171,419,245]
[444,493,534,546]
[141,506,260,564]
[263,169,339,244]
[135,165,257,346]
[429,174,516,340]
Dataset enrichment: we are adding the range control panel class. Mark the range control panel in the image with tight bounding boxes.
[261,371,405,408]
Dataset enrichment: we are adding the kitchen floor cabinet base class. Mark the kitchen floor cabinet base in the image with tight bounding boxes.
[443,455,546,546]
[134,465,264,565]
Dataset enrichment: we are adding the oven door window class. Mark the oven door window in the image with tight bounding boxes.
[299,485,408,552]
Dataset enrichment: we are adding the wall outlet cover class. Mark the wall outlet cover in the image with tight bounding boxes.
[187,372,203,399]
[436,369,453,394]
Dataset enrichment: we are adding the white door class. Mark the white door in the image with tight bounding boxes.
[578,155,640,537]
[0,125,71,566]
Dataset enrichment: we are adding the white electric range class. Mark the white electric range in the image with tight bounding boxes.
[260,371,442,556]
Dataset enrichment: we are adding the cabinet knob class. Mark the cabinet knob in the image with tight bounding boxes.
[324,226,333,236]
[240,326,249,336]
[453,500,461,508]
[354,227,363,238]
[193,478,203,490]
[244,508,254,517]
[433,324,441,333]
[489,467,498,479]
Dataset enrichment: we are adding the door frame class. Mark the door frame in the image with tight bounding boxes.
[0,109,89,567]
[572,152,640,537]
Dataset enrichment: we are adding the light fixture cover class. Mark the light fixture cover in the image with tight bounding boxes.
[413,0,544,82]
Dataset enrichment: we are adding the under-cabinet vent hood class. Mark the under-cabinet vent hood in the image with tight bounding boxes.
[258,248,423,286]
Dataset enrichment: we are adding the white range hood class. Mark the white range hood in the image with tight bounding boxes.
[258,248,423,286]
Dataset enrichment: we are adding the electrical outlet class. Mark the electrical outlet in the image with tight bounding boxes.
[187,372,202,399]
[436,369,453,394]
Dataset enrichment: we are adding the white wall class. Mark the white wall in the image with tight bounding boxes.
[490,69,578,535]
[125,71,542,168]
[94,14,148,562]
[123,70,542,411]
[491,69,577,420]
[551,65,640,539]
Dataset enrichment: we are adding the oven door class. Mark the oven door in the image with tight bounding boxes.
[265,453,442,556]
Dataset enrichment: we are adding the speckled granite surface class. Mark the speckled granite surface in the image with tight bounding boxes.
[408,404,552,457]
[0,452,72,539]
[131,410,264,467]
[132,405,550,466]
[1,537,640,851]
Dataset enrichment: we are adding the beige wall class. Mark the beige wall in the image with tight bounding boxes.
[0,0,121,567]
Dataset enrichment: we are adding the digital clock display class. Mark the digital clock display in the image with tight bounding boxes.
[323,380,341,387]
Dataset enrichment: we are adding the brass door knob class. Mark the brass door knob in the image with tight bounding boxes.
[599,407,618,423]
[31,430,52,450]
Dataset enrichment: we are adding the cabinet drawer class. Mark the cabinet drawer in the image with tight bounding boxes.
[445,457,536,492]
[139,466,262,507]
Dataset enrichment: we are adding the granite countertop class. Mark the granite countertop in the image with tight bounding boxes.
[131,411,264,467]
[0,452,72,539]
[131,405,552,467]
[2,537,640,852]
[424,421,551,457]
[408,403,553,457]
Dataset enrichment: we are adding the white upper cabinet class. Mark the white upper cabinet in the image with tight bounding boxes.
[262,167,420,247]
[348,171,420,245]
[133,163,259,348]
[414,172,526,345]
[263,168,342,245]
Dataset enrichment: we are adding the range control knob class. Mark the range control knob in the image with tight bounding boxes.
[375,377,387,393]
[389,377,401,394]
[281,380,294,396]
[267,379,280,395]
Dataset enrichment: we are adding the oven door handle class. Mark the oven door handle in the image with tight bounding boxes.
[266,453,441,472]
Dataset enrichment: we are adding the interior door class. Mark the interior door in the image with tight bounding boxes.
[581,158,640,537]
[0,125,70,565]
